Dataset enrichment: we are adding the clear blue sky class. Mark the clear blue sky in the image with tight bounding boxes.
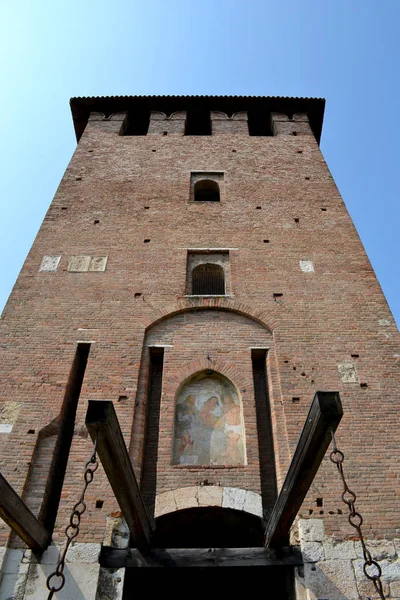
[0,0,398,325]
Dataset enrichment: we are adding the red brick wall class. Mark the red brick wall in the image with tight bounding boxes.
[0,107,398,546]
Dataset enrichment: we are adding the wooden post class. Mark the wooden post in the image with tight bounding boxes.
[265,391,343,547]
[85,400,155,549]
[0,473,51,553]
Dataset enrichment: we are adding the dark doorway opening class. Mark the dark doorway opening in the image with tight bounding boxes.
[122,564,295,599]
[154,507,263,548]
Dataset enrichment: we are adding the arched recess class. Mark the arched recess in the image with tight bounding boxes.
[138,297,277,332]
[193,180,221,202]
[131,304,283,517]
[173,370,245,466]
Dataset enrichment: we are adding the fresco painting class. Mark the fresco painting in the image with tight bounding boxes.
[173,373,245,466]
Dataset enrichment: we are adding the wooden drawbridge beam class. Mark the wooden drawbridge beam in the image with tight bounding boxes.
[85,400,155,550]
[0,472,51,553]
[265,391,343,547]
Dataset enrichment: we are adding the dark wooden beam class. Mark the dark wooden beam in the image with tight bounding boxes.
[0,472,51,553]
[265,391,343,547]
[99,546,303,568]
[85,400,155,550]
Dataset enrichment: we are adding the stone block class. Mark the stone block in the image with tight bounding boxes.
[378,319,391,326]
[155,490,177,517]
[390,580,400,597]
[66,543,101,563]
[324,539,356,560]
[174,486,198,511]
[298,519,324,542]
[68,255,91,272]
[301,541,325,563]
[0,424,12,433]
[89,256,108,272]
[357,577,390,598]
[222,487,246,511]
[1,549,24,574]
[243,490,262,517]
[303,559,359,599]
[300,260,314,273]
[24,562,100,600]
[355,539,396,560]
[0,401,20,425]
[338,362,359,383]
[197,485,223,508]
[39,255,61,272]
[0,571,27,600]
[353,557,400,583]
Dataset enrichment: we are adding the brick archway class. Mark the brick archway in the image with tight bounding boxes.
[139,297,277,333]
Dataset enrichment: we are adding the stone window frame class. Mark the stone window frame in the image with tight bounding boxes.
[189,171,225,203]
[186,250,232,297]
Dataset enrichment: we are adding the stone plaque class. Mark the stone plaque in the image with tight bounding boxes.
[39,255,61,272]
[300,260,314,273]
[0,424,13,433]
[89,256,108,272]
[68,256,91,272]
[338,362,359,384]
[0,402,20,432]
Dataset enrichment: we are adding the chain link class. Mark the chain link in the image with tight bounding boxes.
[46,433,99,599]
[330,429,385,600]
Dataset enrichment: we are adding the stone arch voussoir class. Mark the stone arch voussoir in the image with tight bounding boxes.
[155,486,263,519]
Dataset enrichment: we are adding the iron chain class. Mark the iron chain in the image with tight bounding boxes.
[46,433,99,599]
[330,430,385,600]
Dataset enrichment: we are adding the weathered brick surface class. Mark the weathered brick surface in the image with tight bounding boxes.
[0,102,398,548]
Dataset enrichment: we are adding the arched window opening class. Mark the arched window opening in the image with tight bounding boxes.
[194,179,220,202]
[173,371,245,466]
[192,263,225,295]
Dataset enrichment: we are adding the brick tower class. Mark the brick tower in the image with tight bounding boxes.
[0,96,398,599]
